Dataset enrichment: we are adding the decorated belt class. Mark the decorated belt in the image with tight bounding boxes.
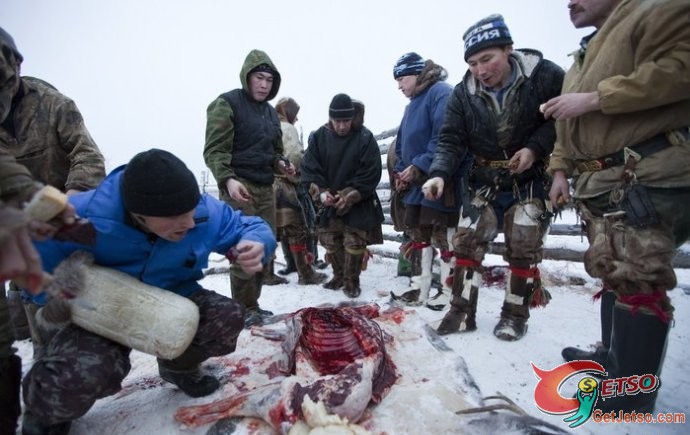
[474,156,512,169]
[574,131,686,172]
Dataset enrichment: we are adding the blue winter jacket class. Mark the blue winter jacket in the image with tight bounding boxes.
[394,80,462,211]
[30,166,276,303]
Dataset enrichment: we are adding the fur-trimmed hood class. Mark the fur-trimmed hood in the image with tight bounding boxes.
[411,60,448,98]
[326,99,366,133]
[463,48,543,95]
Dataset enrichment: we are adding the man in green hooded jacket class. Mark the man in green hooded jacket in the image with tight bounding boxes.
[204,49,293,326]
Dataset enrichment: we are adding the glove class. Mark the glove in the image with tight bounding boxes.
[335,188,361,216]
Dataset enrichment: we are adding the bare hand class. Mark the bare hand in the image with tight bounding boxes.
[28,202,77,241]
[541,92,600,120]
[548,171,571,208]
[508,148,536,174]
[394,176,409,193]
[0,206,44,293]
[320,191,335,206]
[333,189,361,216]
[226,179,252,203]
[422,177,444,200]
[398,165,419,183]
[233,240,265,274]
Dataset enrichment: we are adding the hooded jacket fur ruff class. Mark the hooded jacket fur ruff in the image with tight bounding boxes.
[395,61,459,211]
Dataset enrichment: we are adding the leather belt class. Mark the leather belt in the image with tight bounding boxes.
[474,156,512,169]
[575,130,688,172]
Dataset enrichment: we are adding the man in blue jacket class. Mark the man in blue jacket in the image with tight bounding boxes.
[21,149,276,434]
[388,52,462,309]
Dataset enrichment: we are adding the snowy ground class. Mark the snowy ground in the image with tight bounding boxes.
[13,210,690,434]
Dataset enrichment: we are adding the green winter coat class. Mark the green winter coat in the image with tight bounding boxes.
[204,50,284,193]
[548,0,690,199]
[0,77,105,192]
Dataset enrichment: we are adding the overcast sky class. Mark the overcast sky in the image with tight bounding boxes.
[4,0,589,186]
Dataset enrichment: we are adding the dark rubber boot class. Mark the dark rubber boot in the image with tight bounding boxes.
[159,365,220,398]
[323,249,345,290]
[562,289,615,363]
[158,361,220,398]
[597,302,670,413]
[230,273,260,312]
[277,240,296,275]
[308,234,328,269]
[343,252,364,298]
[562,346,608,365]
[262,259,289,285]
[0,355,22,434]
[291,245,327,285]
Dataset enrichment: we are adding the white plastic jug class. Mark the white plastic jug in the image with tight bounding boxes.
[70,265,199,360]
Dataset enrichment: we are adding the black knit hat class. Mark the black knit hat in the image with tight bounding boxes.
[249,63,276,76]
[121,149,200,217]
[329,93,355,120]
[462,14,513,61]
[0,26,23,63]
[393,52,425,79]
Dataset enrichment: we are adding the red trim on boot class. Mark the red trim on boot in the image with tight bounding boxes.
[289,244,314,265]
[400,241,413,259]
[456,258,480,268]
[592,283,614,302]
[440,250,454,262]
[508,266,538,278]
[289,244,308,252]
[361,249,372,271]
[509,266,551,308]
[401,241,431,260]
[410,241,432,249]
[619,290,671,324]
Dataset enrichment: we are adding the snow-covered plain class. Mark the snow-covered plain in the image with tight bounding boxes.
[13,207,690,434]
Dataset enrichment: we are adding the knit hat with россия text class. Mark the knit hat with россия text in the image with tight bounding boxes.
[462,14,513,61]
